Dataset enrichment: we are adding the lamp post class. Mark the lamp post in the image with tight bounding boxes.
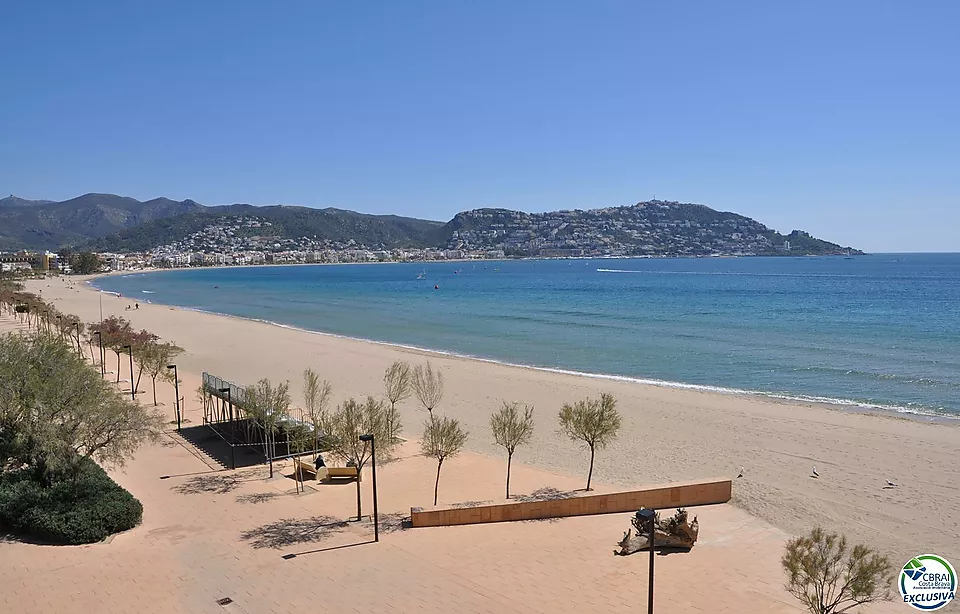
[94,331,104,377]
[166,364,180,432]
[636,508,657,613]
[123,344,135,400]
[219,387,234,469]
[359,434,379,542]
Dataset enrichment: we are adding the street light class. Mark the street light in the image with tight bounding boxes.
[123,344,135,400]
[93,331,104,377]
[166,364,180,432]
[218,387,234,469]
[636,508,657,613]
[359,433,379,542]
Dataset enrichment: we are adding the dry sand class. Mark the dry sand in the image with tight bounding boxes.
[24,274,960,565]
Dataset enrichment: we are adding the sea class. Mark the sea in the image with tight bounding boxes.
[93,254,960,420]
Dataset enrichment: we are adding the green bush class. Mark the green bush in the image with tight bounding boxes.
[0,458,143,544]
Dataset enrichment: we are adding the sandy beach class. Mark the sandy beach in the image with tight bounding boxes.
[25,273,960,565]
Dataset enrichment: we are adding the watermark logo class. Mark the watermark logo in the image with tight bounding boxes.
[899,554,956,611]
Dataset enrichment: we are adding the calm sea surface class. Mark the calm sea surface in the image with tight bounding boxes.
[94,254,960,418]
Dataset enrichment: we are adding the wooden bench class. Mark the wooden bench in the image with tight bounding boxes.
[293,457,317,480]
[323,467,360,482]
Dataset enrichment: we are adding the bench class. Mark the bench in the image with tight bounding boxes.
[292,459,360,483]
[293,457,317,480]
[323,467,361,482]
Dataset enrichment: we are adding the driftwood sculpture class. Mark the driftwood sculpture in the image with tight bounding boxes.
[615,508,699,556]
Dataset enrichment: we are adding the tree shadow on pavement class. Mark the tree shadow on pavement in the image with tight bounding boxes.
[360,512,412,534]
[235,492,281,505]
[172,468,264,495]
[240,516,350,549]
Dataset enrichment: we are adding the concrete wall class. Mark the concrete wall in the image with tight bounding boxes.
[410,479,732,528]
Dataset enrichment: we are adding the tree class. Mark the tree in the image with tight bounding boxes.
[0,331,163,484]
[558,393,621,491]
[383,360,411,441]
[89,316,133,382]
[243,378,292,478]
[412,361,444,416]
[421,415,468,505]
[490,401,535,499]
[302,368,333,452]
[73,252,102,275]
[322,397,401,519]
[137,341,183,406]
[129,329,159,393]
[782,527,893,614]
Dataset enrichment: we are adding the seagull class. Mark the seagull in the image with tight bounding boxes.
[736,467,744,479]
[886,479,898,488]
[811,466,820,478]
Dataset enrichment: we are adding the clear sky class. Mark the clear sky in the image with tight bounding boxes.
[2,2,957,252]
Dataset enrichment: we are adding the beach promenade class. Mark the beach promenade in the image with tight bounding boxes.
[0,275,953,612]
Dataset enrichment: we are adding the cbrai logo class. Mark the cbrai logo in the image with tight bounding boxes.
[899,554,956,611]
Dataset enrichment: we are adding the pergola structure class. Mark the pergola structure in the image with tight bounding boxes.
[200,372,317,469]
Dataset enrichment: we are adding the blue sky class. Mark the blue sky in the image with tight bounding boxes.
[2,1,957,252]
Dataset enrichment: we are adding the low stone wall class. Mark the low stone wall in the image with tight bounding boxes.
[410,479,732,528]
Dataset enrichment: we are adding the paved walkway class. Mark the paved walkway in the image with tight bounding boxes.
[0,316,903,613]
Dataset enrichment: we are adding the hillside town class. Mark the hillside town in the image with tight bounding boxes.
[0,201,855,273]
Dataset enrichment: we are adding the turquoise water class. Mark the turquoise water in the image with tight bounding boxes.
[94,254,960,418]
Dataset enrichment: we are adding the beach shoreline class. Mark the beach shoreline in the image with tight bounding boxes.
[87,268,959,425]
[25,273,960,565]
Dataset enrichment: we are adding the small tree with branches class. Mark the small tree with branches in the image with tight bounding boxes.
[322,397,401,519]
[243,378,292,478]
[302,368,333,452]
[138,341,183,406]
[782,527,893,614]
[558,393,621,491]
[383,360,411,440]
[422,415,468,505]
[90,316,133,382]
[412,361,444,416]
[490,401,535,499]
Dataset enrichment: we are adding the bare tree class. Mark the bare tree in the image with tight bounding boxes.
[782,527,893,614]
[412,361,444,416]
[302,368,333,452]
[243,378,292,478]
[421,415,468,505]
[383,360,411,440]
[323,397,401,519]
[490,401,535,499]
[558,393,621,491]
[138,341,183,406]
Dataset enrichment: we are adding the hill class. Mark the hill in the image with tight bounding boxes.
[0,192,860,256]
[84,204,444,252]
[438,201,859,257]
[0,193,203,250]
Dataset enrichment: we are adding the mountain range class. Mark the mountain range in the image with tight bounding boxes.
[0,193,859,256]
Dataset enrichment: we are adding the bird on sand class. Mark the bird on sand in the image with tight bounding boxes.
[736,467,744,479]
[886,479,898,488]
[811,466,820,478]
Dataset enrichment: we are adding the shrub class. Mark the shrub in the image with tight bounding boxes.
[0,458,143,544]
